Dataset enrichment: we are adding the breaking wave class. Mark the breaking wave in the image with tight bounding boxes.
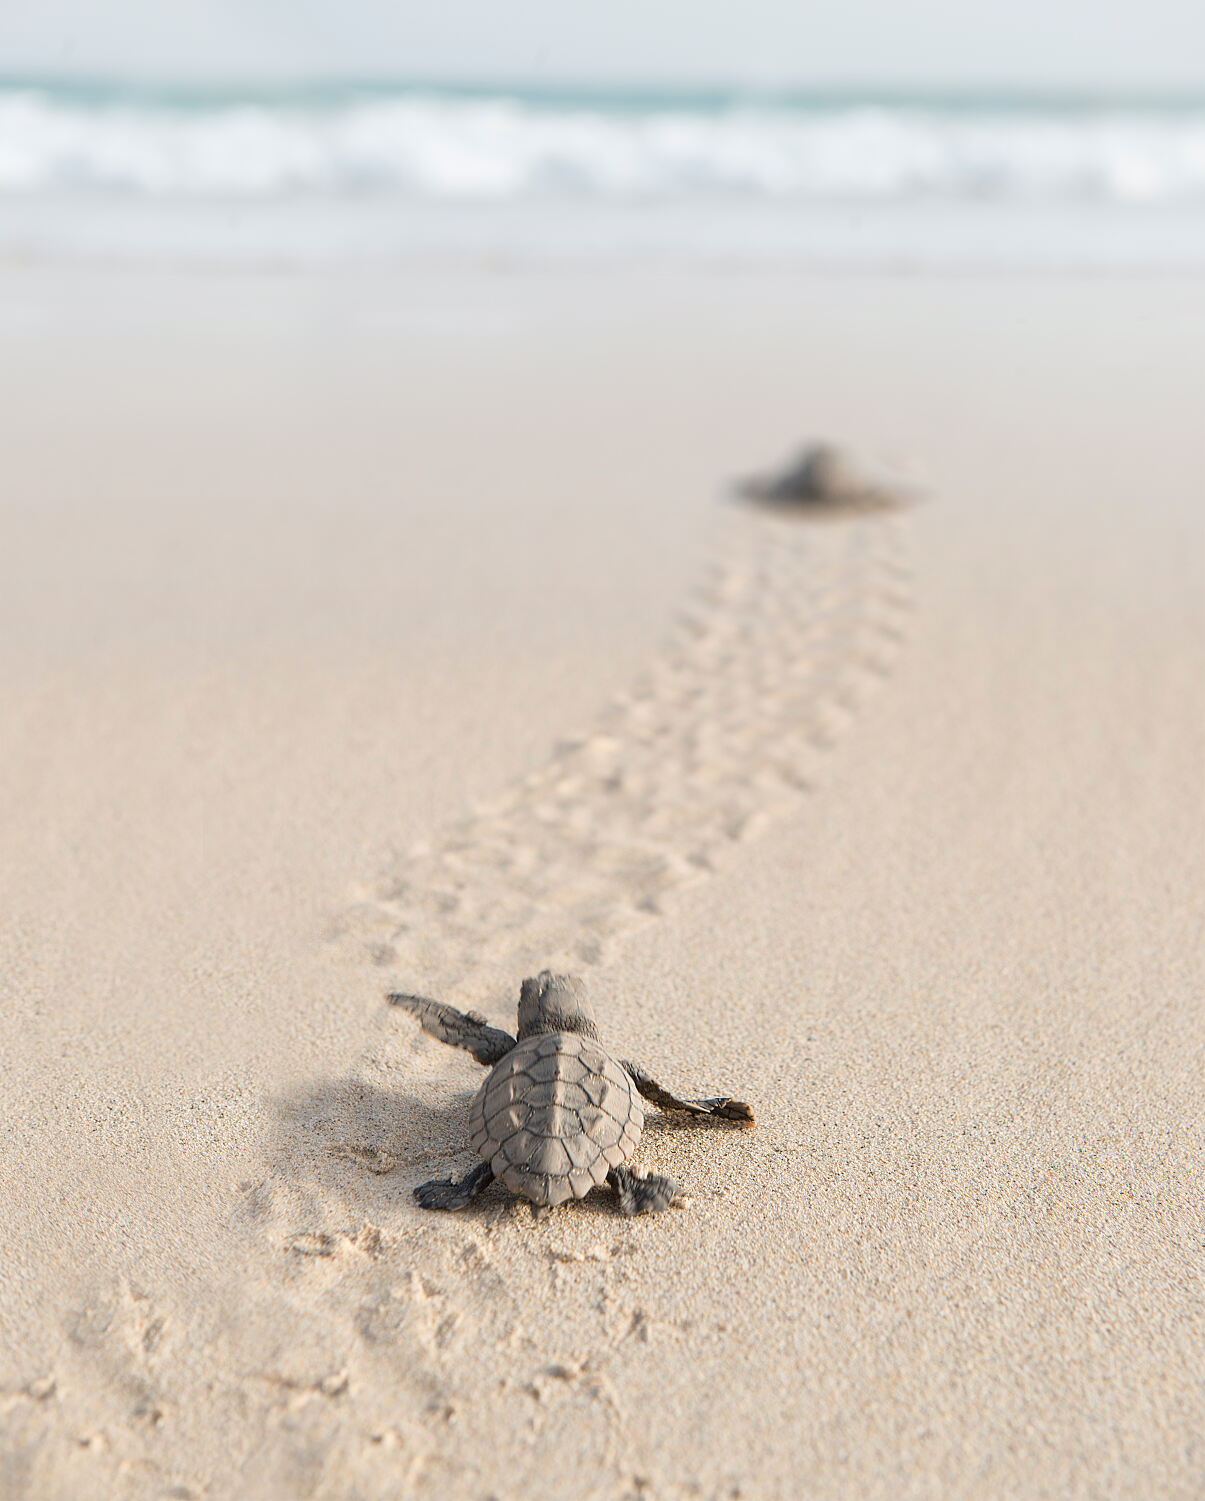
[5,81,1205,205]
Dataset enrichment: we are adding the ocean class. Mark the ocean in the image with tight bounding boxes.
[5,76,1205,268]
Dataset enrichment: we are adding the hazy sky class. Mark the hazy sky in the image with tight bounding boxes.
[5,0,1205,91]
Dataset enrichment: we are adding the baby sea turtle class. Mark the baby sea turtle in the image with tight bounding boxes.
[390,970,754,1217]
[738,441,908,509]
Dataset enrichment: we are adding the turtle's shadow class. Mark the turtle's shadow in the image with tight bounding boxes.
[734,488,916,522]
[265,1073,496,1217]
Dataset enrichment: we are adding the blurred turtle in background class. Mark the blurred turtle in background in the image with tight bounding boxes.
[738,440,916,510]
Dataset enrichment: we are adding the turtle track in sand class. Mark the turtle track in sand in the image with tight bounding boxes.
[337,503,914,1006]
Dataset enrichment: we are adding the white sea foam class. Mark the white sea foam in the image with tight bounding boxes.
[6,83,1205,265]
[6,87,1205,203]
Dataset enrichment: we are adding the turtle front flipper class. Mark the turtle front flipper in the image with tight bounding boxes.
[389,992,517,1066]
[608,1165,679,1216]
[620,1059,755,1128]
[414,1160,494,1211]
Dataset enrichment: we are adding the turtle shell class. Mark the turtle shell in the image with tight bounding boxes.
[469,1032,644,1207]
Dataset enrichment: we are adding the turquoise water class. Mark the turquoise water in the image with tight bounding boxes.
[9,75,1205,113]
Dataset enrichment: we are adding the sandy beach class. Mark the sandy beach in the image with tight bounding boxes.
[2,262,1203,1499]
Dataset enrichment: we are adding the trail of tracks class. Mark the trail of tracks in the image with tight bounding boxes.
[339,504,914,1010]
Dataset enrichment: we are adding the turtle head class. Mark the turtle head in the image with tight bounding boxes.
[516,971,600,1041]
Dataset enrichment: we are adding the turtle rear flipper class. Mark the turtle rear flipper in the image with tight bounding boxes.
[608,1165,679,1216]
[414,1161,494,1211]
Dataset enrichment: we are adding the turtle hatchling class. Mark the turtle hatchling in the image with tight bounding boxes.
[738,440,910,509]
[390,970,755,1217]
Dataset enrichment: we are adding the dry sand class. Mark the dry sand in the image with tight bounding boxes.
[1,265,1203,1500]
